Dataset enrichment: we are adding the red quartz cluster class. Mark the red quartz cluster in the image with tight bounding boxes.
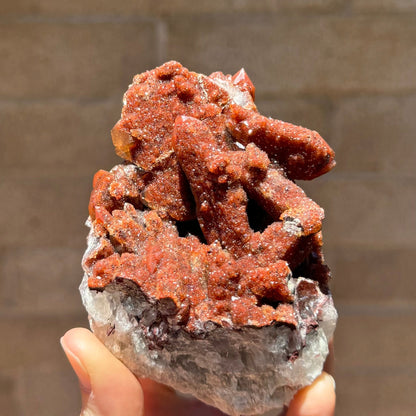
[85,61,335,332]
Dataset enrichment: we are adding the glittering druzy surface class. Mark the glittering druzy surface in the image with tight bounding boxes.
[81,61,337,416]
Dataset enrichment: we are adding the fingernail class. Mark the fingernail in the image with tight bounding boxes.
[327,373,336,392]
[60,337,92,393]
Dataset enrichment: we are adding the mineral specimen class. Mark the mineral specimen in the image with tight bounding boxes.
[81,61,337,416]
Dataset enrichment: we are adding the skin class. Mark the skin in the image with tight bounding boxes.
[61,328,335,416]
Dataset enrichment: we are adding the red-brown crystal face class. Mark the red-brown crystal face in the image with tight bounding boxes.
[85,61,335,332]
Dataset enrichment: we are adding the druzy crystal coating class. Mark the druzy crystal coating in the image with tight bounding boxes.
[81,61,337,416]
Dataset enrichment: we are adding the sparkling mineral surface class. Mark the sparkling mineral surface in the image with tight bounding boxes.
[81,61,337,416]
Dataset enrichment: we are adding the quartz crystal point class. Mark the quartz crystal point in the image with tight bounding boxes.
[81,61,337,416]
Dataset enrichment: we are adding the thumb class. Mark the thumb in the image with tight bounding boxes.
[286,372,336,416]
[60,327,144,416]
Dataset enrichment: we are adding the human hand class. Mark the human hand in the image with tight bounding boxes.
[61,328,335,416]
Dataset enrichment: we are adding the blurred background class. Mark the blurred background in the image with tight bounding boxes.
[1,1,415,415]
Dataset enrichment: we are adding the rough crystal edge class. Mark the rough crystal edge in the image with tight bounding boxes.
[80,268,336,416]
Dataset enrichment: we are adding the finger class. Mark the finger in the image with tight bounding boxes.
[286,372,336,416]
[60,327,144,416]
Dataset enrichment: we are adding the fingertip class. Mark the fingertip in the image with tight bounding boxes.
[287,372,336,416]
[60,332,92,394]
[61,327,91,350]
[325,372,336,392]
[60,327,144,416]
[63,327,93,338]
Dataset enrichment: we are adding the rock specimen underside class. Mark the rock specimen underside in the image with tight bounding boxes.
[81,61,337,416]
